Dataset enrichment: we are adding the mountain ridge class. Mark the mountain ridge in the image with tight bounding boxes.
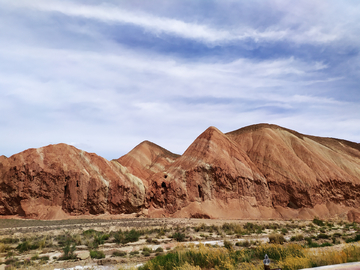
[1,124,360,221]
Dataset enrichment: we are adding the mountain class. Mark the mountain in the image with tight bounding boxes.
[227,124,360,220]
[116,140,180,187]
[1,124,360,221]
[0,143,145,219]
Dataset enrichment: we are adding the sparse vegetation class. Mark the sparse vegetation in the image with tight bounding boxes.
[223,239,233,250]
[112,250,127,257]
[172,232,186,242]
[90,250,105,259]
[58,236,77,260]
[269,233,286,244]
[313,217,325,227]
[139,242,360,270]
[1,218,359,269]
[290,234,304,242]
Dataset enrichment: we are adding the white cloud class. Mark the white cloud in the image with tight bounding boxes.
[0,43,336,108]
[2,0,353,46]
[0,0,359,159]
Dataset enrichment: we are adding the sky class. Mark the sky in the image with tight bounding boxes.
[0,0,360,160]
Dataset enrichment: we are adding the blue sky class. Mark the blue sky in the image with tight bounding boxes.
[1,0,359,159]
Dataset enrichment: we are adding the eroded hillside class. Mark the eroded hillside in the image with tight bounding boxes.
[1,124,360,221]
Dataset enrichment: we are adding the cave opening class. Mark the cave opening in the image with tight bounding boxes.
[198,185,204,201]
[76,181,79,187]
[287,199,299,209]
[161,182,166,188]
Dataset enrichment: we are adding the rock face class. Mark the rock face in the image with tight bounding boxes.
[1,124,360,220]
[0,144,145,219]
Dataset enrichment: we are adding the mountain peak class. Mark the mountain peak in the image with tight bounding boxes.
[2,124,360,221]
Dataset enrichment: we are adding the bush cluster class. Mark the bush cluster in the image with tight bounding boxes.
[113,229,141,244]
[139,243,360,270]
[90,250,105,259]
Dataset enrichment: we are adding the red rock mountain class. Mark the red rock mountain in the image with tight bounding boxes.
[1,124,360,220]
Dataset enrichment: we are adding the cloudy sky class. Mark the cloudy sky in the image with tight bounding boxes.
[1,0,359,159]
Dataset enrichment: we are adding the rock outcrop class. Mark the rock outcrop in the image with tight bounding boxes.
[0,144,145,219]
[1,124,360,220]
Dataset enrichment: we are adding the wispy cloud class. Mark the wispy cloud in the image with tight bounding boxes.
[3,0,350,46]
[0,0,359,159]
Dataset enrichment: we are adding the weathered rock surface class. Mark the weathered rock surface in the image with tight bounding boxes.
[0,144,145,219]
[227,124,360,209]
[1,124,360,220]
[117,140,180,188]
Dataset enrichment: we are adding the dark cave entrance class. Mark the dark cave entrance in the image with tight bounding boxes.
[198,185,204,201]
[287,198,299,209]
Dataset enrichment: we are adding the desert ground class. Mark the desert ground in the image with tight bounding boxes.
[0,217,360,270]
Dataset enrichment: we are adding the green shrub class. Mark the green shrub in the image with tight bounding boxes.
[16,240,39,253]
[317,233,330,240]
[31,254,39,260]
[113,229,141,244]
[221,223,244,235]
[125,229,141,243]
[56,233,76,248]
[345,234,360,243]
[252,243,304,261]
[236,240,250,247]
[307,240,320,248]
[143,246,153,253]
[112,250,127,257]
[172,232,186,242]
[243,222,264,234]
[83,229,98,236]
[290,234,304,241]
[208,225,221,234]
[313,218,325,227]
[113,231,125,244]
[93,234,104,248]
[194,223,207,232]
[90,250,105,259]
[139,245,229,270]
[223,240,233,250]
[155,247,164,253]
[269,234,286,244]
[58,240,77,260]
[130,250,140,256]
[157,228,166,236]
[16,241,30,253]
[0,238,19,244]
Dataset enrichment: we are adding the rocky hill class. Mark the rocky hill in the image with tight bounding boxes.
[1,124,360,221]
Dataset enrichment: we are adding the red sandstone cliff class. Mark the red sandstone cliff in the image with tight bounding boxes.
[1,124,360,220]
[116,140,180,188]
[0,144,145,219]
